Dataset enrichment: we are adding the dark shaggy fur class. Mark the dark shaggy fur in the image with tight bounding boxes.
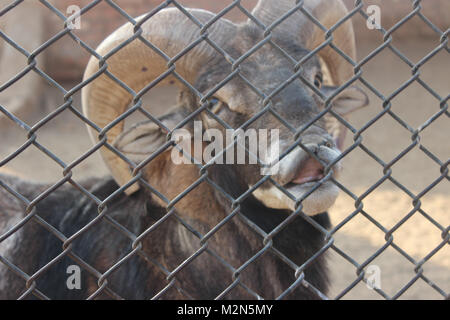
[0,173,330,299]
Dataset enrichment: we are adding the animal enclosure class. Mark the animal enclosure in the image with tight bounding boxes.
[0,0,448,300]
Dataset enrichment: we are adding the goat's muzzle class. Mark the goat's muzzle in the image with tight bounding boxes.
[254,139,342,215]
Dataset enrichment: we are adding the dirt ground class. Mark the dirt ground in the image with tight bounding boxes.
[0,38,448,299]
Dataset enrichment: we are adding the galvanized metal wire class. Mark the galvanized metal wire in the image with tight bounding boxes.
[0,0,448,300]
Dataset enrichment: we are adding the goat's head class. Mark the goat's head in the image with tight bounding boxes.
[82,0,368,216]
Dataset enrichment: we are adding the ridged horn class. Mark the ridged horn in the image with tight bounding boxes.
[82,8,236,194]
[251,0,356,85]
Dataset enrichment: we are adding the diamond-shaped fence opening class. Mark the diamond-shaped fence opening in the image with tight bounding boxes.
[0,0,448,300]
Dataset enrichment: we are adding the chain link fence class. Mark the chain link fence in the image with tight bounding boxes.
[0,0,448,300]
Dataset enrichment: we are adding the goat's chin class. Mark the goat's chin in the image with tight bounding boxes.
[252,182,339,216]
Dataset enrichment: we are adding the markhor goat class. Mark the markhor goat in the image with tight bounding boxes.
[0,0,368,299]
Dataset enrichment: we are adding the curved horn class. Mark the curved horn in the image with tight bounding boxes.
[251,0,355,85]
[82,8,236,194]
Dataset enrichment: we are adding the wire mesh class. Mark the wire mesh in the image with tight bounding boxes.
[0,0,448,300]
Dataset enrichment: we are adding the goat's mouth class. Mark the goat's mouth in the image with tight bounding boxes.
[253,153,341,216]
[288,157,326,186]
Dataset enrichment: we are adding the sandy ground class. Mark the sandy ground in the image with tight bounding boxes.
[0,38,448,299]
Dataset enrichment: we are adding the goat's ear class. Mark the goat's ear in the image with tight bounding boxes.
[321,85,369,116]
[113,121,168,164]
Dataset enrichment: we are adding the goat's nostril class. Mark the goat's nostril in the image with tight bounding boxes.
[318,140,333,148]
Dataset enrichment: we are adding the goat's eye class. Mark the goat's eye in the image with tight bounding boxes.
[314,73,323,89]
[208,98,222,114]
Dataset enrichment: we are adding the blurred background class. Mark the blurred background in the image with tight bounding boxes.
[0,0,448,299]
